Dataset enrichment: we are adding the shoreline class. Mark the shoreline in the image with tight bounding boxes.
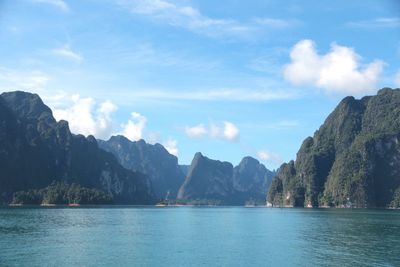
[3,203,400,210]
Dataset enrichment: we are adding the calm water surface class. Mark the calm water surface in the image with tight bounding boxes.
[0,207,399,266]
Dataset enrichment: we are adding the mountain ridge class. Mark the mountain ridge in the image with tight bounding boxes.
[0,91,154,204]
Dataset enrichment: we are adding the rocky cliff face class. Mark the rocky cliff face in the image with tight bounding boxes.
[177,153,274,205]
[233,156,274,203]
[98,136,185,199]
[268,88,400,208]
[0,91,154,204]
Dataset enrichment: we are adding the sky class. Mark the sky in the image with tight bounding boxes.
[0,0,399,169]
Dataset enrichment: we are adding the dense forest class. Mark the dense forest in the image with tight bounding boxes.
[12,181,113,205]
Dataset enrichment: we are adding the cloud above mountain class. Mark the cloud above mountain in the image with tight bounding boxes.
[121,112,147,141]
[284,39,384,95]
[185,121,240,141]
[52,94,117,139]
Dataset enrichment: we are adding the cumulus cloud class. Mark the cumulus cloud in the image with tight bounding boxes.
[185,121,240,141]
[52,45,83,63]
[283,39,384,95]
[32,0,69,12]
[257,150,281,164]
[121,112,147,141]
[222,122,240,141]
[53,94,117,139]
[185,124,207,138]
[164,138,178,156]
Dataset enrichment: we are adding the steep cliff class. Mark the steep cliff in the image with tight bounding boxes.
[98,135,185,199]
[268,88,400,208]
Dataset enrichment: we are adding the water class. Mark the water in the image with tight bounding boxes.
[0,207,399,267]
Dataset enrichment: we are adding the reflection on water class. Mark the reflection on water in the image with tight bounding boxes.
[0,207,399,266]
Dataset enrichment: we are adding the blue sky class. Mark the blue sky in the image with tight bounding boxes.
[0,0,399,169]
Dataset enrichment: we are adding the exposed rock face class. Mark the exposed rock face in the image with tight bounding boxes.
[0,91,154,204]
[177,153,274,205]
[268,88,400,208]
[233,156,274,203]
[177,153,234,204]
[98,136,185,199]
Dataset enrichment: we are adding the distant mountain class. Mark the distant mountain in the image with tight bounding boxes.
[0,91,154,204]
[98,136,185,199]
[268,88,400,208]
[177,153,274,205]
[233,156,274,203]
[179,165,190,177]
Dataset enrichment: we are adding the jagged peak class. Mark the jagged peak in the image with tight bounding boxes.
[238,156,260,166]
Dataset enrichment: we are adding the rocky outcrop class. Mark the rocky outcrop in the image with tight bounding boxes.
[98,136,185,199]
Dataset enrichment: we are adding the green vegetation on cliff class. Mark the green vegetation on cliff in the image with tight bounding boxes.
[268,88,400,208]
[12,181,113,205]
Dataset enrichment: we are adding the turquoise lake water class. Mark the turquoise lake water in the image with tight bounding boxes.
[0,207,399,266]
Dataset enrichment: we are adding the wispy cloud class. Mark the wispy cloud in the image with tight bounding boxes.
[347,17,400,28]
[106,43,221,70]
[267,120,299,129]
[52,45,83,63]
[125,88,296,102]
[116,0,298,39]
[0,67,50,90]
[252,17,300,28]
[31,0,70,12]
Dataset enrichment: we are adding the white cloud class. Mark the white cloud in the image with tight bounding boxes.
[257,150,281,164]
[284,39,384,95]
[185,124,207,138]
[395,70,400,87]
[164,138,178,156]
[121,112,147,141]
[53,94,118,139]
[52,45,83,63]
[347,17,400,28]
[185,121,240,142]
[222,121,240,141]
[116,0,297,38]
[32,0,69,12]
[0,68,50,90]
